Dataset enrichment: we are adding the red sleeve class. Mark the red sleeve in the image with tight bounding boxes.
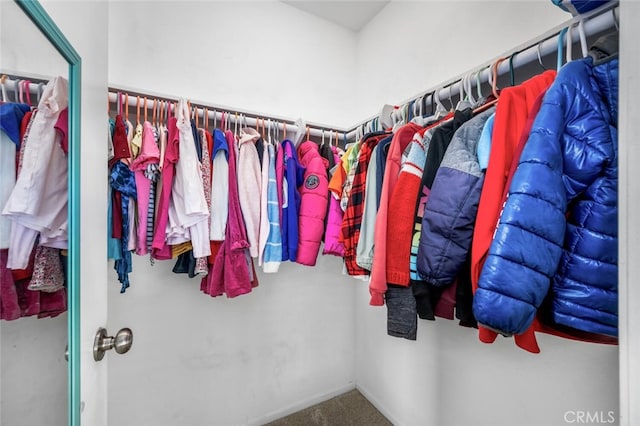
[385,171,421,286]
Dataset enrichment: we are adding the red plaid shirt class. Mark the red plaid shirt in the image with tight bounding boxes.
[342,132,390,275]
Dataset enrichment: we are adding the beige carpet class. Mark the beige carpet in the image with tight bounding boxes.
[264,389,392,426]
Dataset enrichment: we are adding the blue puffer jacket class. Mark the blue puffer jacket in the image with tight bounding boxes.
[473,36,618,337]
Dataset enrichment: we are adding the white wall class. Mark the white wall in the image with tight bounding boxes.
[354,2,620,426]
[108,1,358,128]
[0,1,70,425]
[354,1,568,120]
[107,257,356,426]
[106,2,357,425]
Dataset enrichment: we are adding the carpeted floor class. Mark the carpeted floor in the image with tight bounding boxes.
[264,389,392,426]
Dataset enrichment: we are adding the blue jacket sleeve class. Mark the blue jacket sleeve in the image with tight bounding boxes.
[473,60,612,335]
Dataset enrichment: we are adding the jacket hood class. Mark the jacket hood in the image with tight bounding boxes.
[238,127,261,147]
[589,32,618,63]
[298,140,329,168]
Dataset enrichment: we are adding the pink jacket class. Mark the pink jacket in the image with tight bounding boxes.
[209,130,256,298]
[296,141,329,266]
[323,146,345,257]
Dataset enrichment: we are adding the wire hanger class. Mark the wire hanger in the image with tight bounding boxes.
[475,69,483,101]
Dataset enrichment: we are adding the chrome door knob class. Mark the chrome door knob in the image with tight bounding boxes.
[93,327,133,362]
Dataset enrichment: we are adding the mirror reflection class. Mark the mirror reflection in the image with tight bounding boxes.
[1,1,70,425]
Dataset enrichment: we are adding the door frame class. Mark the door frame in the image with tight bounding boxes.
[13,1,81,425]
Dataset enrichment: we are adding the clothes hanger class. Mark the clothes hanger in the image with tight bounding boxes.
[154,99,159,128]
[135,96,140,125]
[566,24,574,63]
[466,72,477,106]
[557,27,568,71]
[460,72,476,108]
[433,89,448,120]
[475,69,483,100]
[509,52,517,86]
[24,80,32,106]
[472,63,501,114]
[577,19,588,58]
[612,8,619,32]
[456,76,473,111]
[17,79,23,104]
[536,43,547,71]
[491,58,506,99]
[0,75,7,102]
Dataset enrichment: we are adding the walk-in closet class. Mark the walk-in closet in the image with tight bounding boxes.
[1,1,637,425]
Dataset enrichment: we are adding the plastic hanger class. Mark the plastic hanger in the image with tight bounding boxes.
[577,19,588,58]
[0,75,7,102]
[536,43,547,71]
[158,100,163,128]
[612,8,619,31]
[125,93,130,120]
[456,76,473,111]
[24,80,32,106]
[566,24,574,63]
[17,79,24,104]
[135,96,141,125]
[433,89,448,120]
[509,53,517,86]
[491,58,506,99]
[446,87,455,112]
[557,27,568,71]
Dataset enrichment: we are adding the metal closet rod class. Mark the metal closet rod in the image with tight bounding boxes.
[345,1,619,141]
[107,87,350,143]
[0,73,51,104]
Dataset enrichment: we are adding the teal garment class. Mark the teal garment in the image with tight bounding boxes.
[477,112,495,170]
